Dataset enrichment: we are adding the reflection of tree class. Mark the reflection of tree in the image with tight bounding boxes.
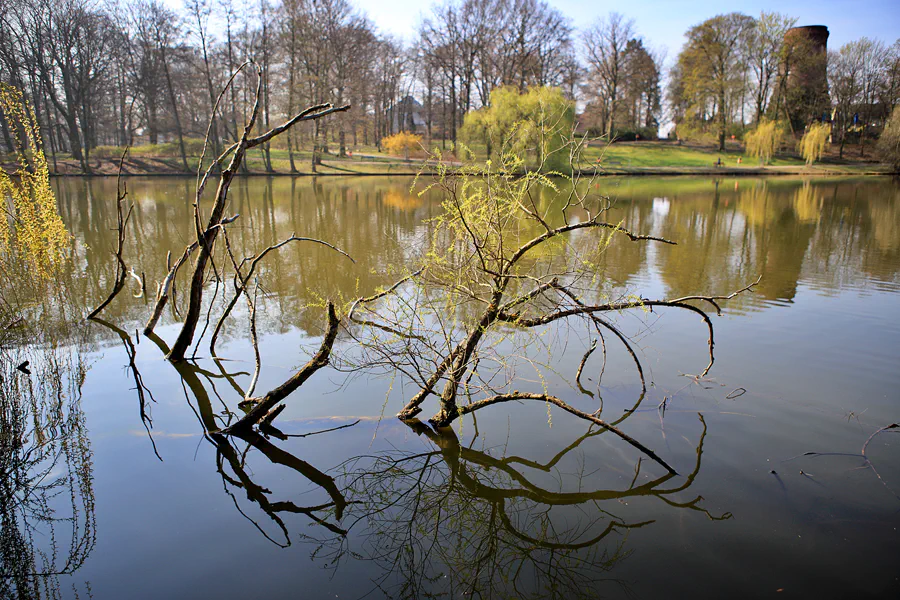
[94,320,349,546]
[55,176,441,338]
[654,179,819,303]
[210,429,349,546]
[0,336,94,598]
[328,415,726,599]
[53,176,900,351]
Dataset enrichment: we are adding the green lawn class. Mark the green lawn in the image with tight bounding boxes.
[581,142,805,168]
[25,140,893,176]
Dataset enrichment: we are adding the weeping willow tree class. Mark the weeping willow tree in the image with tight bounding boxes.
[744,119,784,165]
[459,86,575,171]
[799,121,831,165]
[0,85,93,598]
[877,105,900,171]
[0,83,72,337]
[0,84,70,278]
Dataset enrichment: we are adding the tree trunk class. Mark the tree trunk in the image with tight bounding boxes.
[286,25,297,172]
[161,50,189,171]
[718,87,727,151]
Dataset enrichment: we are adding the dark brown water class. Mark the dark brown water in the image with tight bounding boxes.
[4,175,900,599]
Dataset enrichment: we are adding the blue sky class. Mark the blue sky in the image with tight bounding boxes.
[355,0,900,64]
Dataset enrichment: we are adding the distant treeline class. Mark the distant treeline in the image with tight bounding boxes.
[1,0,897,172]
[668,13,900,152]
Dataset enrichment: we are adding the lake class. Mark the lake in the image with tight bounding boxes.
[3,174,899,599]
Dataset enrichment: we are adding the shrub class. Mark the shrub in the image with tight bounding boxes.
[587,126,659,142]
[382,132,423,159]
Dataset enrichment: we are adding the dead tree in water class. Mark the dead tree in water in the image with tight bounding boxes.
[90,61,351,434]
[138,61,349,361]
[349,145,758,475]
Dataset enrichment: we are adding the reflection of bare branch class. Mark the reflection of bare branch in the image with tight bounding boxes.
[90,318,162,461]
[332,416,726,599]
[211,430,347,545]
[460,392,676,474]
[863,423,900,500]
[788,422,900,502]
[139,329,350,544]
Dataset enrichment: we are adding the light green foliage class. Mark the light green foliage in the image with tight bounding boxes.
[744,119,784,164]
[423,152,558,280]
[877,105,900,170]
[799,122,830,165]
[460,86,574,171]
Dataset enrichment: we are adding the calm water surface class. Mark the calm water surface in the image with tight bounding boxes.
[6,175,900,599]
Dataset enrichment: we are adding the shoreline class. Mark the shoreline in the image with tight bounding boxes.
[45,166,896,178]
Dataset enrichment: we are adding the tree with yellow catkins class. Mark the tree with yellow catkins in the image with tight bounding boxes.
[744,119,783,165]
[0,83,70,280]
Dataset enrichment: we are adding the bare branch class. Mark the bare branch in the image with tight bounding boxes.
[221,302,340,433]
[88,147,133,319]
[457,392,676,474]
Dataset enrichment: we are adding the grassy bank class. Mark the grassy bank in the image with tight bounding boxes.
[5,140,893,176]
[579,141,892,175]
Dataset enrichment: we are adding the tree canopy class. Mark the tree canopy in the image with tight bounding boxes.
[460,85,574,170]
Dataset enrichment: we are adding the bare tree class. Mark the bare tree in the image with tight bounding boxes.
[185,0,223,159]
[857,38,887,157]
[829,43,864,159]
[746,12,796,124]
[582,12,635,139]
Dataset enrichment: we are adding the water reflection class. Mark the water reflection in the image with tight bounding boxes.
[87,299,729,598]
[631,177,900,303]
[89,319,348,546]
[0,315,94,598]
[53,176,900,347]
[324,415,725,599]
[23,174,898,598]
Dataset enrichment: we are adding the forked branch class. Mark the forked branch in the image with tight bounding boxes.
[87,147,134,320]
